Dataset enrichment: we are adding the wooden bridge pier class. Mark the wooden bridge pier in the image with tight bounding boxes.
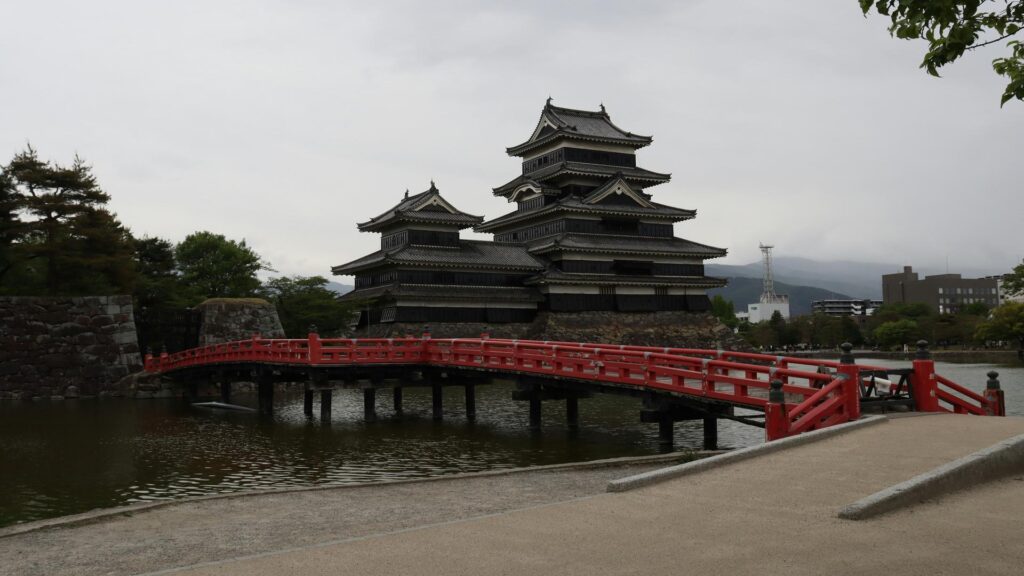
[642,395,726,450]
[256,372,274,416]
[320,389,332,421]
[364,387,377,422]
[393,386,403,415]
[465,383,476,421]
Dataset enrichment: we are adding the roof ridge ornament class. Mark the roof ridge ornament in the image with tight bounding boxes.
[404,189,409,199]
[429,180,437,192]
[599,102,606,114]
[546,95,552,107]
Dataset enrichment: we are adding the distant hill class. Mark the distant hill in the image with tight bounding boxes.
[708,277,851,317]
[326,281,353,295]
[708,257,1005,301]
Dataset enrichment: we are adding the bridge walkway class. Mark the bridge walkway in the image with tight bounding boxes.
[164,414,1024,576]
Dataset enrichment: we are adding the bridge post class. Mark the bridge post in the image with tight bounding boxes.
[364,387,377,422]
[984,371,1006,417]
[703,416,717,450]
[765,379,789,441]
[320,389,332,421]
[566,396,579,430]
[529,390,542,430]
[257,372,274,416]
[393,387,404,415]
[837,342,861,421]
[185,380,199,403]
[465,384,476,421]
[432,383,443,421]
[304,388,314,416]
[658,417,673,448]
[219,371,231,404]
[910,340,939,412]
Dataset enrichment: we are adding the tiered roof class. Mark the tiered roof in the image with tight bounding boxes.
[331,240,545,275]
[525,269,726,288]
[358,182,483,232]
[507,100,653,157]
[494,163,671,197]
[526,234,727,259]
[476,199,695,233]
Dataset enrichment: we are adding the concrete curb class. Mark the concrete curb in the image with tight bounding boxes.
[0,450,718,539]
[607,415,889,492]
[838,432,1024,520]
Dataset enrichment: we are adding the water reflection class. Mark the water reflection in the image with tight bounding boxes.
[0,381,760,527]
[2,359,1018,528]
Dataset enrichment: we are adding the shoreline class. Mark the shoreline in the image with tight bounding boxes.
[0,450,716,539]
[0,451,718,576]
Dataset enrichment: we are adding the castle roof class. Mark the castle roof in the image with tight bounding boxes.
[493,162,670,197]
[357,183,484,232]
[476,197,695,233]
[331,239,545,275]
[527,233,727,259]
[524,269,727,288]
[507,100,653,157]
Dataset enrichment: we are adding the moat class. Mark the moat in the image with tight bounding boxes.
[2,357,1021,529]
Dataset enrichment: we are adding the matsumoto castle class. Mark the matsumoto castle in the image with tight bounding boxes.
[333,100,727,329]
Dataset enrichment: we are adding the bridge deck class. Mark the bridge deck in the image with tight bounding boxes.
[147,336,1004,442]
[158,414,1024,576]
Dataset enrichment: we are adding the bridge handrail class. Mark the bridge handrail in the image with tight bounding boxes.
[144,335,1000,441]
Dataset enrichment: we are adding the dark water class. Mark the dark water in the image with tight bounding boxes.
[2,359,1020,529]
[0,381,761,528]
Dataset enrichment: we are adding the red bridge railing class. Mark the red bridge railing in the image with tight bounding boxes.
[144,334,1004,442]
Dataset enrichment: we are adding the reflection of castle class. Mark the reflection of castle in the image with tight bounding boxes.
[333,101,727,328]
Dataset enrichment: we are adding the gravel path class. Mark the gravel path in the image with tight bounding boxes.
[0,455,690,576]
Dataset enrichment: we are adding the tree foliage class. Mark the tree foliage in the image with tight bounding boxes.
[261,276,355,337]
[859,1,1024,105]
[132,236,191,309]
[976,302,1024,346]
[0,146,135,295]
[1003,260,1024,296]
[710,295,739,328]
[873,319,920,348]
[175,231,271,303]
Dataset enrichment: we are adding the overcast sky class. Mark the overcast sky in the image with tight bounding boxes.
[3,0,1022,280]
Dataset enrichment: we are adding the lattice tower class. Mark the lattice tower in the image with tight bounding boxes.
[759,243,779,304]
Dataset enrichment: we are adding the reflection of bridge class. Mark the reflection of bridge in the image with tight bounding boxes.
[144,333,1005,448]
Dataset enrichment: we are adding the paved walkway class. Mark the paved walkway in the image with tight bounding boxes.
[158,414,1024,576]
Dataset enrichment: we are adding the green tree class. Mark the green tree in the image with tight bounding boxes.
[859,1,1024,105]
[1003,261,1024,296]
[976,302,1024,351]
[175,231,271,303]
[873,319,920,348]
[133,236,191,309]
[710,295,738,328]
[0,170,21,286]
[1,146,134,295]
[261,276,355,337]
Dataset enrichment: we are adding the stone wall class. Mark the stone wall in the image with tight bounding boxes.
[195,298,285,345]
[0,295,141,399]
[359,311,747,350]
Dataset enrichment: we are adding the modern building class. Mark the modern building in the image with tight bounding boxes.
[882,266,999,314]
[810,299,883,317]
[333,100,728,328]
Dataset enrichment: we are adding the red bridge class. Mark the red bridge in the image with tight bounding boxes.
[144,333,1006,447]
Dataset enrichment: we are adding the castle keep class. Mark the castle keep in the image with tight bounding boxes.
[333,101,727,329]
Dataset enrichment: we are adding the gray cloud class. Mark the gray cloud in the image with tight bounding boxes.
[2,0,1020,280]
